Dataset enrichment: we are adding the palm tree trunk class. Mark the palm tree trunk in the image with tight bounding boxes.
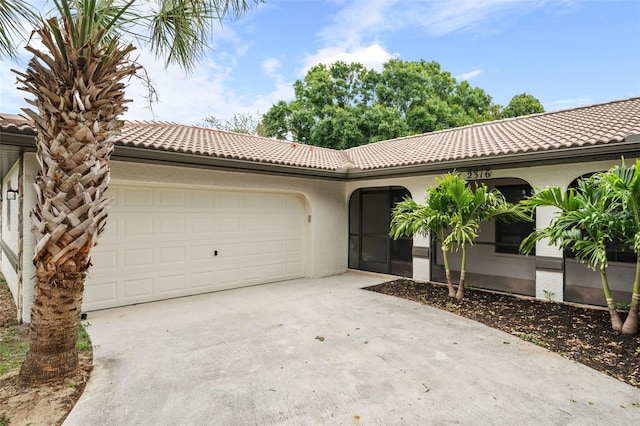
[19,268,86,383]
[455,245,467,300]
[15,16,137,383]
[621,258,640,335]
[442,247,456,297]
[599,269,622,331]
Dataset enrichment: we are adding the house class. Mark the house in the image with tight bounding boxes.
[2,97,640,323]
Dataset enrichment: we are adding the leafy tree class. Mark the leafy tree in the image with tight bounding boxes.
[202,112,263,135]
[260,59,497,148]
[501,93,544,118]
[520,160,639,334]
[391,173,527,300]
[3,0,259,384]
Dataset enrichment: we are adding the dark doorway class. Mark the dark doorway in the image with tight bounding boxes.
[348,187,413,276]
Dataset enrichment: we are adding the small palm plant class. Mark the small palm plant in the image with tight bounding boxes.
[601,159,640,334]
[391,172,528,300]
[520,176,625,331]
[391,184,457,297]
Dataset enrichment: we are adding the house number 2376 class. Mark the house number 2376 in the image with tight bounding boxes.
[466,169,491,179]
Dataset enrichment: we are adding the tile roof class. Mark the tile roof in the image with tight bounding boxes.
[2,97,640,173]
[119,121,354,171]
[346,97,640,170]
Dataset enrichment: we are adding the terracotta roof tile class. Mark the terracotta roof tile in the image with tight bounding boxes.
[2,97,639,172]
[346,97,640,170]
[119,121,351,170]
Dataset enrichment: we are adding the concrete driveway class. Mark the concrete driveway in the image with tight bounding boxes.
[65,272,640,425]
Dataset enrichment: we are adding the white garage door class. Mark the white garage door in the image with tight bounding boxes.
[83,184,306,310]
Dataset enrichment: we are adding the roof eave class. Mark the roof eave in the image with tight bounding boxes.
[113,145,349,180]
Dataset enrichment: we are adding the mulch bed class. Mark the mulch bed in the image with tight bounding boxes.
[364,279,640,388]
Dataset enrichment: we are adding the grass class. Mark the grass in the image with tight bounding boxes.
[0,328,29,375]
[1,322,92,377]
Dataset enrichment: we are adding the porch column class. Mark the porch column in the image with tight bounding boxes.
[412,234,431,281]
[534,205,563,301]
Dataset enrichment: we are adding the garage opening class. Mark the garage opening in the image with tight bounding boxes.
[83,184,307,311]
[348,186,412,277]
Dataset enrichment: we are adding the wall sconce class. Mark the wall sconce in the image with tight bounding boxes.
[6,188,18,200]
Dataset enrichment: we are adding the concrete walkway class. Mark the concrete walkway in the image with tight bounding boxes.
[65,272,639,425]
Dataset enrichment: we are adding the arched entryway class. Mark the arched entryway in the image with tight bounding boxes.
[348,186,413,276]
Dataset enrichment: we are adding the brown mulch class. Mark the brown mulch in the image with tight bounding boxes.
[0,278,92,425]
[364,279,640,388]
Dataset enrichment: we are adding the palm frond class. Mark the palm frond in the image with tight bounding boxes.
[0,0,38,59]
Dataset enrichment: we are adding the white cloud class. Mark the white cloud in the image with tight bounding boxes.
[262,57,281,77]
[301,0,547,78]
[301,43,397,74]
[455,69,483,81]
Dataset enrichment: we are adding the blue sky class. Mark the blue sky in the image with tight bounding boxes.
[0,0,639,125]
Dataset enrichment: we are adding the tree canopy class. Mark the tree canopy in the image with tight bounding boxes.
[502,93,545,118]
[202,112,263,135]
[260,59,543,149]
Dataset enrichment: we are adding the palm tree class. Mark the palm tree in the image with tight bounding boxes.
[2,0,260,384]
[601,159,640,334]
[391,185,457,297]
[519,175,627,332]
[442,175,527,299]
[391,173,527,300]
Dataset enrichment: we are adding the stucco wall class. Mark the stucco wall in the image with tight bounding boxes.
[1,160,20,306]
[13,152,640,320]
[19,154,349,320]
[345,156,640,298]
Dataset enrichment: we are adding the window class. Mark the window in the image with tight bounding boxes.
[495,185,534,254]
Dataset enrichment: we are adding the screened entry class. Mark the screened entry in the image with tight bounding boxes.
[348,187,413,277]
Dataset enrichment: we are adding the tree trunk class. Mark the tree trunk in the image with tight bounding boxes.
[14,16,137,384]
[455,245,467,300]
[19,268,86,383]
[442,247,456,297]
[599,269,622,331]
[621,259,640,335]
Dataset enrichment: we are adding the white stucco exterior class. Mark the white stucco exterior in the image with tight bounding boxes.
[1,160,20,306]
[16,153,349,319]
[4,149,639,321]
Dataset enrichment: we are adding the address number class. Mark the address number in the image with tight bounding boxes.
[466,169,491,179]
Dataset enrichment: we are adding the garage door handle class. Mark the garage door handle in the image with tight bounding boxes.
[214,250,218,256]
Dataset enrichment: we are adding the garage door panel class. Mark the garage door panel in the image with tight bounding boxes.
[90,249,117,272]
[124,218,153,236]
[159,217,187,234]
[159,246,186,264]
[83,185,306,311]
[84,280,118,306]
[191,217,215,233]
[158,274,186,294]
[123,277,154,298]
[191,271,216,288]
[123,188,153,206]
[159,189,186,206]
